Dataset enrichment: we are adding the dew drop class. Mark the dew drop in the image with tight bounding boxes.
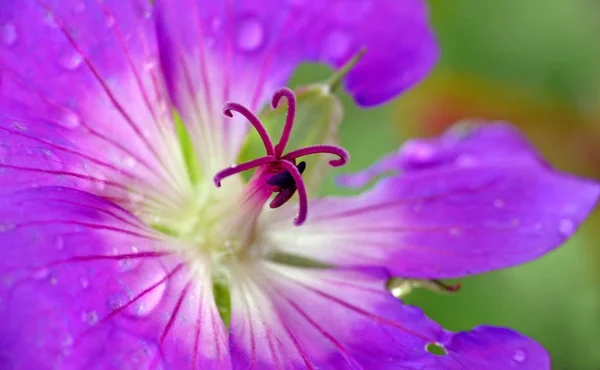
[1,23,17,46]
[321,30,352,60]
[49,276,58,285]
[106,15,116,28]
[402,141,435,162]
[56,109,81,129]
[59,49,83,70]
[73,2,86,12]
[449,227,461,236]
[55,236,65,250]
[11,121,26,131]
[493,199,505,209]
[82,310,98,325]
[125,280,167,318]
[236,16,265,52]
[61,335,74,347]
[123,155,137,168]
[455,154,477,167]
[558,218,575,236]
[210,17,222,32]
[513,349,526,363]
[32,268,50,280]
[80,277,89,289]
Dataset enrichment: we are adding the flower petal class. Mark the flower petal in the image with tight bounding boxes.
[154,0,437,170]
[0,187,229,369]
[257,123,600,278]
[0,0,192,217]
[228,262,549,369]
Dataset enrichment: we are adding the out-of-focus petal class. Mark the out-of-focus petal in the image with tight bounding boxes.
[0,187,229,369]
[228,262,549,369]
[0,0,193,218]
[257,123,600,278]
[154,0,437,171]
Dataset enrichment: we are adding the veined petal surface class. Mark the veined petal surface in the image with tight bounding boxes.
[0,187,229,369]
[154,0,437,171]
[257,123,600,278]
[228,262,549,369]
[0,0,192,217]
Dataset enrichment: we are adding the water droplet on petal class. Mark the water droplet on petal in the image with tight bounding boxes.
[55,236,65,250]
[80,277,89,289]
[32,268,51,280]
[1,23,17,46]
[61,335,74,347]
[73,2,85,12]
[236,16,265,52]
[123,155,137,168]
[106,15,116,28]
[56,109,81,129]
[402,141,435,162]
[59,48,83,70]
[513,349,526,363]
[81,310,98,325]
[493,199,505,208]
[558,218,575,236]
[321,30,352,60]
[125,280,167,318]
[210,17,222,32]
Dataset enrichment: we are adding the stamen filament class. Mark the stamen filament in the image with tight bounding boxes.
[271,87,296,157]
[223,102,275,155]
[213,155,276,187]
[279,160,308,226]
[283,145,349,167]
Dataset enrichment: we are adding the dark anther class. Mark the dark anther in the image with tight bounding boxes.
[268,162,306,209]
[266,161,306,188]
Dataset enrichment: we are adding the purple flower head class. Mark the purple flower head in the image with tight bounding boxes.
[0,1,597,370]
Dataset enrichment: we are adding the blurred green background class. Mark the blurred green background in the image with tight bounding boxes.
[290,0,600,369]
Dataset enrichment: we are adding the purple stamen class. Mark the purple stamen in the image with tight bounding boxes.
[223,102,275,156]
[214,88,350,226]
[213,155,276,187]
[271,87,296,158]
[278,160,308,226]
[283,145,349,167]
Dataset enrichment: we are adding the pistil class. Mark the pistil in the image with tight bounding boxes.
[213,87,349,226]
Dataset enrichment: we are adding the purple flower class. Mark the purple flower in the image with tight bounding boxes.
[0,1,597,369]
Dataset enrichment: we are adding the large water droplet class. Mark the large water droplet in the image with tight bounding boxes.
[59,48,83,70]
[558,218,575,236]
[56,109,81,129]
[1,23,17,46]
[124,280,167,318]
[235,16,265,52]
[513,349,526,363]
[402,141,435,162]
[321,30,352,60]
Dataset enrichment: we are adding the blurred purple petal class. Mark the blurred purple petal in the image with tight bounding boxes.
[0,187,229,369]
[259,123,600,278]
[228,262,549,369]
[154,0,437,168]
[0,0,192,213]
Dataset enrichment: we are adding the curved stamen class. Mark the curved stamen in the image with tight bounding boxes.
[223,102,275,155]
[271,87,297,157]
[213,155,276,187]
[283,145,349,167]
[279,160,308,226]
